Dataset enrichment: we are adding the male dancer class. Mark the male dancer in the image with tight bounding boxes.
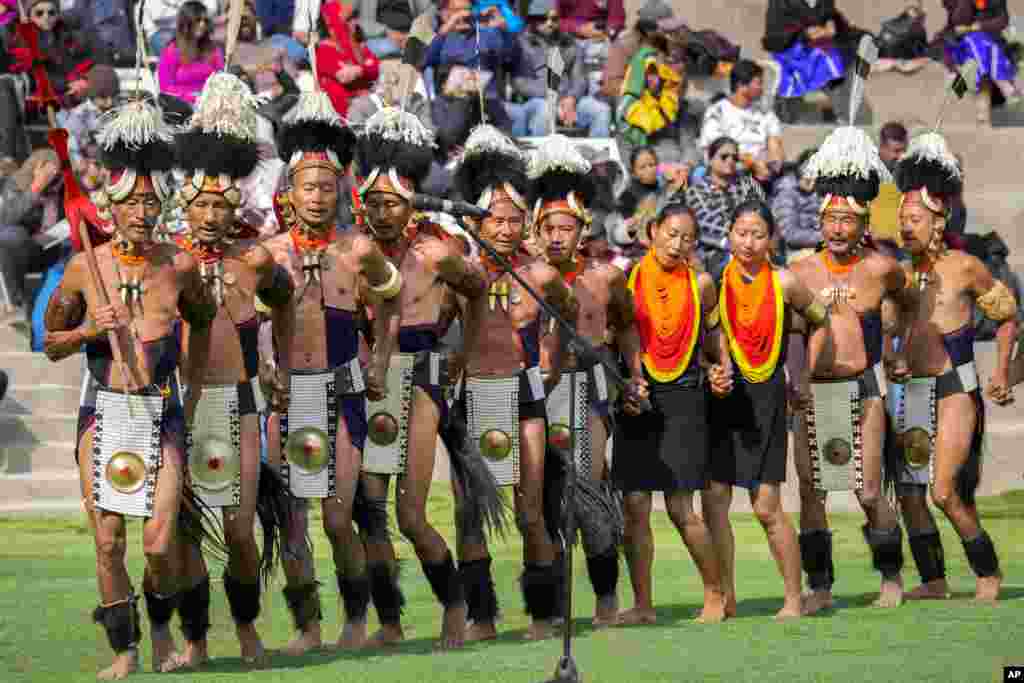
[43,96,217,679]
[451,130,578,642]
[893,132,1015,602]
[352,109,496,649]
[263,87,404,653]
[530,134,645,627]
[161,71,296,667]
[789,127,915,613]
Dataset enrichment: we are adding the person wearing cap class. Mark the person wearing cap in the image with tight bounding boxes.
[786,126,916,615]
[42,94,220,679]
[59,65,120,166]
[557,0,622,41]
[892,132,1016,603]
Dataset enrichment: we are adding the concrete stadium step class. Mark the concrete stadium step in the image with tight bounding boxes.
[0,439,77,474]
[0,471,81,510]
[0,412,79,452]
[0,351,84,387]
[1,384,81,415]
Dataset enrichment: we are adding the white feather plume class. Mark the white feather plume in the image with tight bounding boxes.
[283,89,345,127]
[362,106,436,148]
[904,131,962,180]
[526,134,591,179]
[97,98,174,151]
[458,124,525,165]
[187,72,261,141]
[802,126,892,183]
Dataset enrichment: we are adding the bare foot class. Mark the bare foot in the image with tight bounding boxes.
[800,590,834,615]
[438,603,468,650]
[364,623,403,648]
[592,595,619,629]
[236,623,268,667]
[97,650,139,680]
[150,626,182,673]
[872,578,903,608]
[905,579,950,601]
[178,640,209,669]
[335,619,370,650]
[524,619,556,640]
[694,591,726,624]
[616,607,656,626]
[774,597,802,621]
[724,593,738,619]
[975,573,1002,603]
[283,625,322,656]
[465,620,498,642]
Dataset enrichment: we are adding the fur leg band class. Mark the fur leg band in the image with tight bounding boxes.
[586,548,620,599]
[337,571,371,622]
[143,590,179,628]
[460,558,499,623]
[798,530,835,591]
[863,524,904,580]
[282,582,322,631]
[422,553,466,608]
[962,530,1000,578]
[224,572,262,625]
[520,563,558,621]
[367,563,404,626]
[93,597,141,653]
[177,577,212,643]
[908,531,946,584]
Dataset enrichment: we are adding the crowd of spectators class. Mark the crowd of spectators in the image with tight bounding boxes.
[0,0,1021,322]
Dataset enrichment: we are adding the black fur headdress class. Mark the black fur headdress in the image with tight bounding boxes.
[453,124,529,206]
[354,107,435,191]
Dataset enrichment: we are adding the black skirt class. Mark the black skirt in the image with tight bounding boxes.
[612,384,709,493]
[709,365,788,488]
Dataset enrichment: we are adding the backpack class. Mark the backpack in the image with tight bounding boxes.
[681,28,741,78]
[876,9,929,60]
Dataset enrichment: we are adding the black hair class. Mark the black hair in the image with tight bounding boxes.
[731,198,776,237]
[278,120,356,170]
[652,196,696,231]
[175,129,261,179]
[453,147,529,205]
[629,145,657,171]
[707,136,739,161]
[879,121,909,146]
[730,59,763,93]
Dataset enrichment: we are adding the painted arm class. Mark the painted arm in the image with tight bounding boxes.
[42,255,102,361]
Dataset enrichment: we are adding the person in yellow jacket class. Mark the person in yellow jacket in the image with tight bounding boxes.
[618,46,682,148]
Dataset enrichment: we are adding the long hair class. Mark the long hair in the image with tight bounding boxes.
[175,1,214,64]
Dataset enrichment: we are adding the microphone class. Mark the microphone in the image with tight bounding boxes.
[412,194,490,219]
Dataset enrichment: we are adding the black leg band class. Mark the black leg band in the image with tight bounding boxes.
[143,590,179,628]
[93,596,141,654]
[459,558,499,623]
[962,530,1000,578]
[862,524,904,581]
[908,531,947,584]
[423,553,466,608]
[178,577,212,643]
[224,572,262,625]
[282,582,322,632]
[521,563,558,621]
[337,571,371,623]
[367,563,404,626]
[798,529,835,591]
[585,548,620,599]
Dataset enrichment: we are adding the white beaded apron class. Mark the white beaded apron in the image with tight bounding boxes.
[807,379,864,491]
[363,353,416,475]
[281,370,339,498]
[465,374,524,486]
[92,390,167,517]
[545,365,607,473]
[187,379,265,508]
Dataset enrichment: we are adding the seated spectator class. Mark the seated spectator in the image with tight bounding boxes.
[603,1,675,100]
[935,0,1021,123]
[873,2,929,75]
[58,64,118,165]
[220,0,300,100]
[771,147,820,261]
[1,0,16,27]
[699,60,784,184]
[868,121,909,255]
[558,0,623,41]
[877,120,908,173]
[508,0,611,138]
[762,0,863,122]
[355,0,433,59]
[158,1,225,105]
[618,46,690,162]
[66,0,136,67]
[685,136,762,274]
[144,0,220,58]
[252,0,295,39]
[425,0,525,157]
[475,1,523,34]
[316,1,379,118]
[0,149,63,309]
[0,1,92,161]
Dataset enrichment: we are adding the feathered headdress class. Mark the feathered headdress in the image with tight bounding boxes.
[803,126,892,216]
[175,72,262,207]
[527,134,594,228]
[355,106,436,200]
[453,124,529,212]
[92,97,176,218]
[895,131,962,215]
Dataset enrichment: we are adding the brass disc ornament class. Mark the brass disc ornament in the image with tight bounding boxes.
[190,437,239,491]
[106,451,147,494]
[286,427,331,473]
[479,430,512,461]
[823,438,852,466]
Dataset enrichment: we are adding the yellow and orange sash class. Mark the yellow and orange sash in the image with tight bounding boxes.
[720,260,784,383]
[627,251,701,382]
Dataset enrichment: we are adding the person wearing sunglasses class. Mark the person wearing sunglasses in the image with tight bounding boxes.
[685,136,764,277]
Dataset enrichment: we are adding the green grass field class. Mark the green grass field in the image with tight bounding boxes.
[2,491,1022,683]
